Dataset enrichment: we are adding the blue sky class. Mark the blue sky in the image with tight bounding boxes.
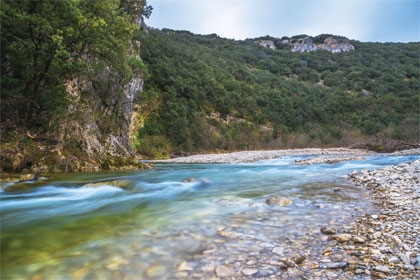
[145,0,420,42]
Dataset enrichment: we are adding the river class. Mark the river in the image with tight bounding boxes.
[1,154,419,279]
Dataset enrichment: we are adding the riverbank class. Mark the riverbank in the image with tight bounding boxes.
[150,148,376,164]
[339,159,420,278]
[150,147,420,164]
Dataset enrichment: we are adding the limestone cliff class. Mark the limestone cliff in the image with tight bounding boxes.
[290,36,355,53]
[57,70,144,172]
[0,34,148,173]
[255,40,277,50]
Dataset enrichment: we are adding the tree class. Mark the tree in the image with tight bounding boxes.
[1,0,143,129]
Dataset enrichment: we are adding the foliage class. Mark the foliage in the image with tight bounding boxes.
[138,29,419,156]
[0,0,149,131]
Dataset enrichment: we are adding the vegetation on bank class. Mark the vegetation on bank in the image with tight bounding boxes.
[1,0,418,169]
[137,30,419,158]
[0,0,152,172]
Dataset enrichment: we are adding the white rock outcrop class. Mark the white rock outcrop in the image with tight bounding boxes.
[291,37,355,53]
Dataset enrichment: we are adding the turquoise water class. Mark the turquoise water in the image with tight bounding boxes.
[1,154,418,279]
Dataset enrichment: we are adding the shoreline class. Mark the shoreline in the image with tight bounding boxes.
[150,148,375,164]
[150,147,420,164]
[177,152,420,279]
[335,159,420,278]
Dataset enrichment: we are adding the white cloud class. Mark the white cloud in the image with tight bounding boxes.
[146,0,420,42]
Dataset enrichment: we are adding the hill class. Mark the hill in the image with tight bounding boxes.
[136,29,419,158]
[1,1,418,172]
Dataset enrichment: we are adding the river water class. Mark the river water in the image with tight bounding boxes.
[1,154,419,279]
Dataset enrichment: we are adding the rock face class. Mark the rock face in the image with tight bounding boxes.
[0,21,148,173]
[256,40,277,50]
[291,36,355,53]
[59,68,144,172]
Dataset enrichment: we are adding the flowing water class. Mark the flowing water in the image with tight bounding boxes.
[1,154,419,279]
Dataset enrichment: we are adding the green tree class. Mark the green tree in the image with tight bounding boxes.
[1,0,146,129]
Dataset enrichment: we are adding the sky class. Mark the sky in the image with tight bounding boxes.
[145,0,420,42]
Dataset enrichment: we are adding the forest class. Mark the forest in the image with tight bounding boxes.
[1,0,419,166]
[136,29,419,158]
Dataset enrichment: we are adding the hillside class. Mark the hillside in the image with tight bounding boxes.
[1,1,419,172]
[135,29,419,158]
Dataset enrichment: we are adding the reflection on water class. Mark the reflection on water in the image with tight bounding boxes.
[1,154,418,279]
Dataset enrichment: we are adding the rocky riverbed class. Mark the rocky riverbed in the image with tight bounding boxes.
[343,159,420,279]
[2,149,419,279]
[171,153,420,279]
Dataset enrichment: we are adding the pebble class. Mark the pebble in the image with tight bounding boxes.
[145,264,166,277]
[319,261,347,269]
[388,256,400,263]
[178,261,194,271]
[374,265,390,273]
[320,226,336,234]
[241,268,258,276]
[352,236,365,243]
[328,234,352,243]
[412,255,420,267]
[322,247,332,255]
[400,253,411,265]
[291,254,306,264]
[404,264,415,270]
[214,266,236,277]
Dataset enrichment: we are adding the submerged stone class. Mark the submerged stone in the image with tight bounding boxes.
[266,196,292,206]
[319,261,347,269]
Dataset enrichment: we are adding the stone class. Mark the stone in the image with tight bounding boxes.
[145,264,167,277]
[214,266,235,278]
[400,253,411,265]
[279,262,289,270]
[328,234,352,243]
[320,227,336,234]
[313,271,323,277]
[266,196,292,206]
[242,268,258,276]
[322,247,332,255]
[178,261,194,271]
[182,178,198,183]
[355,268,364,274]
[411,255,420,267]
[373,231,382,239]
[272,247,284,255]
[404,264,415,270]
[352,236,365,243]
[105,256,127,270]
[325,271,338,278]
[374,265,390,273]
[388,256,400,264]
[319,261,347,269]
[291,254,306,264]
[254,270,272,277]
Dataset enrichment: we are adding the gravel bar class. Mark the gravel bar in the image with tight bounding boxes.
[151,148,376,164]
